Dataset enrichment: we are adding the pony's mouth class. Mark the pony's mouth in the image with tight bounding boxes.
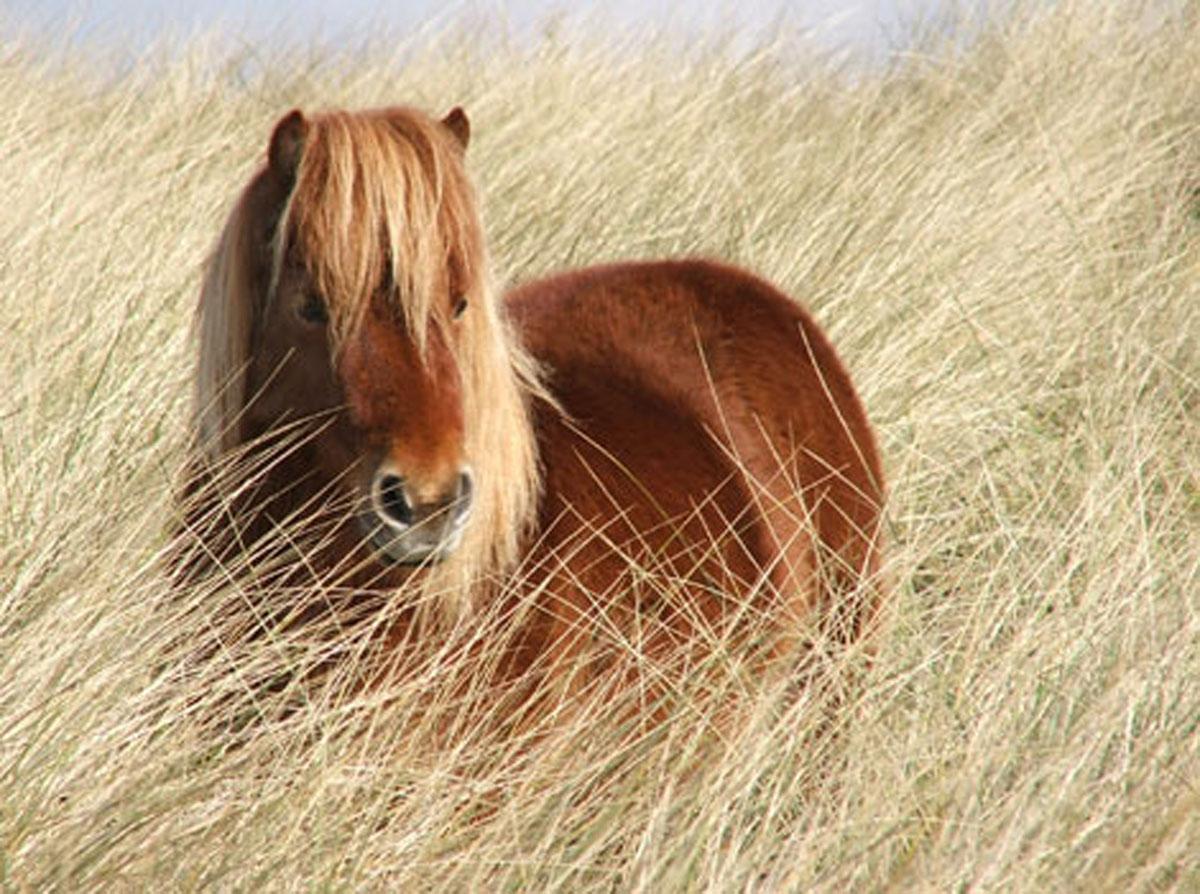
[360,512,469,567]
[367,529,458,566]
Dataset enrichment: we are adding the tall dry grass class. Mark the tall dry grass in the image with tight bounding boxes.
[1,1,1197,889]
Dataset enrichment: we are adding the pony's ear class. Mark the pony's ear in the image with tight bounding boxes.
[268,109,308,184]
[441,107,470,150]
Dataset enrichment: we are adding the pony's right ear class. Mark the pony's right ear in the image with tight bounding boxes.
[268,109,308,185]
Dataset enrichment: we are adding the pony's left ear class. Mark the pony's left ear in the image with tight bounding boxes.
[441,107,470,150]
[268,109,309,185]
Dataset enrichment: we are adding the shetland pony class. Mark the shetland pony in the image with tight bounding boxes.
[181,104,885,716]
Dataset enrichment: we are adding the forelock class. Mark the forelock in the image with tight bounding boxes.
[273,108,484,353]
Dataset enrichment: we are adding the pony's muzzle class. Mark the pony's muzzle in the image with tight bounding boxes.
[365,464,473,564]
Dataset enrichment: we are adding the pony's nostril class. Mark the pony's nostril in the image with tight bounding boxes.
[377,474,414,527]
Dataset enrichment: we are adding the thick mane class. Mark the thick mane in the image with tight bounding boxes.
[194,180,260,460]
[193,106,543,605]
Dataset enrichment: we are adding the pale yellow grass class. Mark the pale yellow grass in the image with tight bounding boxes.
[1,1,1198,890]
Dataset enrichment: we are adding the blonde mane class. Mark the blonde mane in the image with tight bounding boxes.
[193,106,543,606]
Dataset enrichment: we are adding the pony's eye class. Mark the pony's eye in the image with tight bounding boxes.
[452,294,468,319]
[297,291,328,325]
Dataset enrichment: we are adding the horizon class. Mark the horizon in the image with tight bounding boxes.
[2,1,993,65]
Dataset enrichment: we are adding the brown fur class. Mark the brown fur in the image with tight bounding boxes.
[182,104,885,720]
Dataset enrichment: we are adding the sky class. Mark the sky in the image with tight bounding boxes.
[2,1,970,61]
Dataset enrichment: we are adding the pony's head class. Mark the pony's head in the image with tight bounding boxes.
[193,106,539,599]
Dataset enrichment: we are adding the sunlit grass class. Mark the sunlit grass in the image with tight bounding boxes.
[1,1,1198,889]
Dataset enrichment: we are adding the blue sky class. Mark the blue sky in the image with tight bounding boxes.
[2,1,963,59]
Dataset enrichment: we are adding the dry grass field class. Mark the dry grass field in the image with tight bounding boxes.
[1,1,1197,889]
